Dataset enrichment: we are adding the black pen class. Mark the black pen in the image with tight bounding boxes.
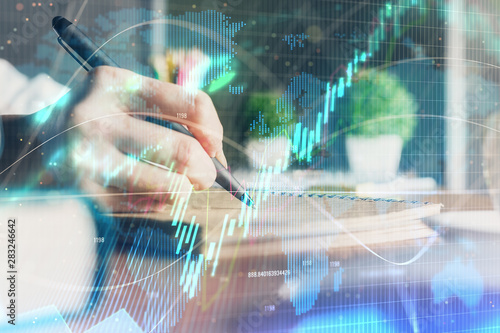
[52,16,254,208]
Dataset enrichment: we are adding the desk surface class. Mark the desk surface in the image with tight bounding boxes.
[64,211,500,333]
[1,194,499,332]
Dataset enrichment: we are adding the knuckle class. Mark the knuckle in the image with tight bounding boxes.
[198,163,217,190]
[174,136,216,190]
[93,117,115,140]
[71,137,92,160]
[89,66,132,91]
[192,91,211,117]
[196,90,211,105]
[175,137,195,170]
[89,66,117,82]
[214,122,224,144]
[192,91,223,143]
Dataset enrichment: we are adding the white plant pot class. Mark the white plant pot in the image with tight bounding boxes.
[346,135,403,182]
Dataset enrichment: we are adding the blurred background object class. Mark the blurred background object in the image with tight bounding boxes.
[342,69,418,182]
[484,112,500,212]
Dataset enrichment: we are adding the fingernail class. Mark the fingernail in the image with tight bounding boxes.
[214,148,227,167]
[208,148,216,158]
[220,153,228,168]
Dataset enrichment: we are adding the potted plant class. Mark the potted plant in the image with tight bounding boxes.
[342,70,418,181]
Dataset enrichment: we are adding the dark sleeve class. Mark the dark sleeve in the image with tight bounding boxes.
[0,114,44,187]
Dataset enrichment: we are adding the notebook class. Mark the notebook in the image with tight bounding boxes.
[113,189,442,260]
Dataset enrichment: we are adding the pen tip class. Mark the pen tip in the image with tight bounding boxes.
[242,193,255,209]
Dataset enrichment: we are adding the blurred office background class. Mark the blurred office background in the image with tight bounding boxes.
[0,0,499,198]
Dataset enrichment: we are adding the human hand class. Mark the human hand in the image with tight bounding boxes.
[57,66,226,212]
